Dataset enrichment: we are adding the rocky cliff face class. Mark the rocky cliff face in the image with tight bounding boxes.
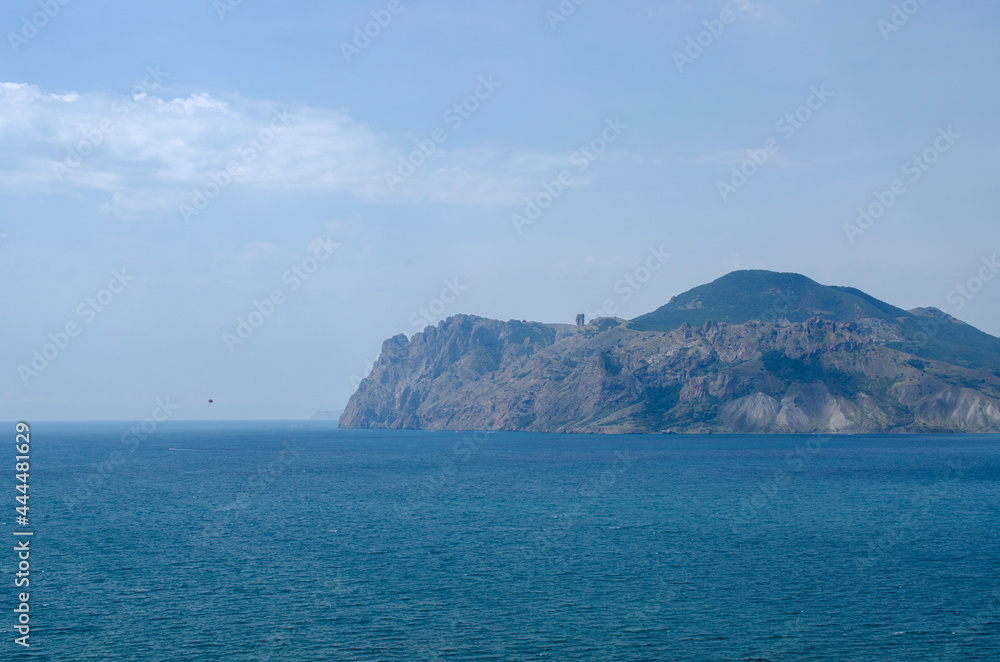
[339,312,1000,434]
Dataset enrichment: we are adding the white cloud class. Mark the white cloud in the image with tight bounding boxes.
[0,82,590,217]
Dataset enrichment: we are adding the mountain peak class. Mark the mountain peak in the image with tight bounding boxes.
[631,269,906,331]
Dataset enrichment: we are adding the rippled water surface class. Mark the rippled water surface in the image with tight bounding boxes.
[9,423,1000,660]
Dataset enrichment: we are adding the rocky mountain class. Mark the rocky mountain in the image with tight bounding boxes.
[339,270,1000,433]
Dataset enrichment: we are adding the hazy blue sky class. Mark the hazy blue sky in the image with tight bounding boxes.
[2,0,998,420]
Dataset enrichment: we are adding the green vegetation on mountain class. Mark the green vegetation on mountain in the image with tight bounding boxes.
[631,270,908,330]
[633,270,1000,375]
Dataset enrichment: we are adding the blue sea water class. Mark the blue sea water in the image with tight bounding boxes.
[4,422,1000,661]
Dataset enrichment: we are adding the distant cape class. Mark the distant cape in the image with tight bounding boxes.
[339,270,1000,434]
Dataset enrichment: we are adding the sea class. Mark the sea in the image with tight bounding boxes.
[5,422,999,661]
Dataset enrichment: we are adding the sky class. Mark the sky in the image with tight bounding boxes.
[1,0,998,421]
